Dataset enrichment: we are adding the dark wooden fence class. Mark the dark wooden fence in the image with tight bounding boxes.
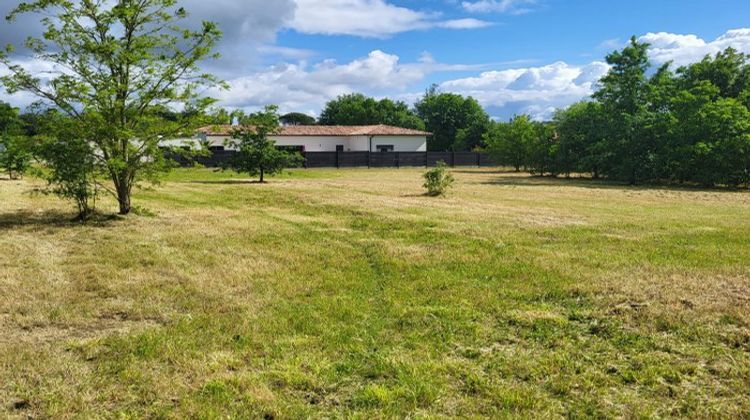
[173,151,499,169]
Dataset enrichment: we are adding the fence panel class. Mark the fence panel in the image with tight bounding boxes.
[398,152,426,167]
[425,152,451,167]
[337,151,370,167]
[304,152,337,168]
[168,150,500,169]
[454,152,480,166]
[369,152,397,167]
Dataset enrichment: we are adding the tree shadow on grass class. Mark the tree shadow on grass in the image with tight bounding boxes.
[0,209,123,230]
[189,180,264,185]
[451,169,518,175]
[480,174,749,193]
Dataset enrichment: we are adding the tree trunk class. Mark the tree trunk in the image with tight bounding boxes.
[259,167,264,183]
[117,184,131,215]
[114,171,132,215]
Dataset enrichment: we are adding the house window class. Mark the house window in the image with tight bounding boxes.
[277,145,305,153]
[208,145,225,152]
[336,145,344,152]
[376,145,394,152]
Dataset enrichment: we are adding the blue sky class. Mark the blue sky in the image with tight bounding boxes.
[2,0,750,120]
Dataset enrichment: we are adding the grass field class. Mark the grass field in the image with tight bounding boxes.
[1,167,749,418]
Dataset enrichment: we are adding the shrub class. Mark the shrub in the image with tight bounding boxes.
[0,134,32,179]
[36,136,98,220]
[423,161,455,196]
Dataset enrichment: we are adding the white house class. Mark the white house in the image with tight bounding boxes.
[195,124,431,153]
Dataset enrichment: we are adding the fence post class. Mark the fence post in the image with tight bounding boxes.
[367,151,371,168]
[303,152,308,169]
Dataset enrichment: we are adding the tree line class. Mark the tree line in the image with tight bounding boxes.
[486,39,750,187]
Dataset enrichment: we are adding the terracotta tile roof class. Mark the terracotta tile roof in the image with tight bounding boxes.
[197,124,431,137]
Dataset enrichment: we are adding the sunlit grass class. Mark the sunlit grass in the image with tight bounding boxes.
[1,168,748,417]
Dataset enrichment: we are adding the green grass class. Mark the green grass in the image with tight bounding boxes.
[1,167,749,418]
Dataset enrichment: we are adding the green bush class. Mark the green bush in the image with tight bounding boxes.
[423,161,455,196]
[0,134,33,179]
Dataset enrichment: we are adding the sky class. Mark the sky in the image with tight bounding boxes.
[2,0,750,120]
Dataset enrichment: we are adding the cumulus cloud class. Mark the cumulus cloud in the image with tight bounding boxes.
[289,0,492,37]
[439,61,610,120]
[462,0,537,14]
[640,28,750,67]
[211,50,486,115]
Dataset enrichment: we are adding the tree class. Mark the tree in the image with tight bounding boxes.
[0,101,32,179]
[319,94,424,130]
[415,86,490,151]
[553,102,605,177]
[0,135,32,180]
[526,122,557,176]
[280,112,316,126]
[224,106,303,183]
[678,48,749,99]
[1,0,222,215]
[485,115,536,171]
[593,37,653,184]
[37,135,99,219]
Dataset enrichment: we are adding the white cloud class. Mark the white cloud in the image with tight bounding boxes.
[640,28,750,66]
[289,0,492,37]
[438,18,495,30]
[438,61,610,120]
[461,0,537,14]
[212,51,431,115]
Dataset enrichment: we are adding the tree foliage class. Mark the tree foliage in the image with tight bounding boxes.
[415,86,490,151]
[0,101,32,179]
[0,0,223,214]
[224,106,304,182]
[280,112,316,126]
[319,93,424,130]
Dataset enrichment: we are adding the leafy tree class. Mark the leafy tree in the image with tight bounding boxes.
[319,93,424,130]
[0,102,31,179]
[526,122,557,176]
[593,37,653,184]
[678,48,749,99]
[280,112,316,126]
[415,86,490,151]
[1,0,223,215]
[0,135,32,180]
[37,135,99,219]
[553,101,609,178]
[224,106,303,183]
[485,115,536,171]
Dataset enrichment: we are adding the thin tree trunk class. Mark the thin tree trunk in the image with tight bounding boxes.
[115,171,131,215]
[259,167,264,183]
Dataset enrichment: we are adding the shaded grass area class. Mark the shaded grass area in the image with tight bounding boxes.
[1,168,749,417]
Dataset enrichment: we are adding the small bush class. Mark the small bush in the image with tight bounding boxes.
[0,135,33,179]
[423,161,455,196]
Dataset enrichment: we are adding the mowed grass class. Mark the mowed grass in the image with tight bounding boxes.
[1,167,749,418]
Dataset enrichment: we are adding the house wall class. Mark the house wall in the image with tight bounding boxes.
[197,134,428,152]
[272,135,348,152]
[370,136,427,152]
